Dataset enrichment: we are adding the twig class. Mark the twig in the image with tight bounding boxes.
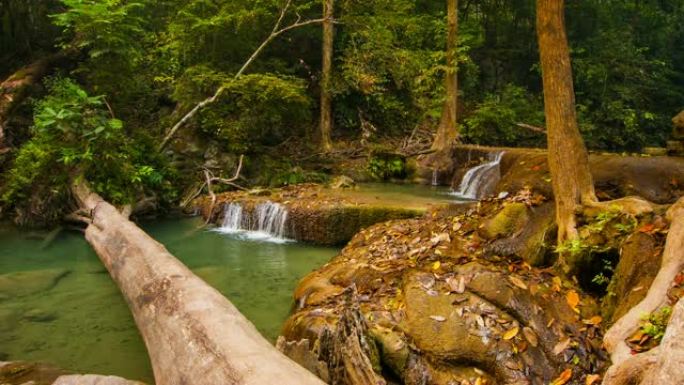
[516,122,546,133]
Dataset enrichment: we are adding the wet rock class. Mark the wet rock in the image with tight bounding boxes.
[0,361,66,385]
[479,202,529,240]
[603,232,662,323]
[52,374,146,385]
[281,194,608,384]
[0,308,19,331]
[23,308,57,323]
[0,269,70,298]
[329,175,355,189]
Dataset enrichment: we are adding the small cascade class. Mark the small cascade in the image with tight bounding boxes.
[431,169,439,186]
[451,151,505,200]
[221,203,244,231]
[216,201,289,242]
[254,201,288,239]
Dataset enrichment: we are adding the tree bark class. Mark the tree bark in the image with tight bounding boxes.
[431,0,459,152]
[319,0,334,152]
[70,180,325,385]
[0,52,70,150]
[603,197,684,366]
[536,0,597,272]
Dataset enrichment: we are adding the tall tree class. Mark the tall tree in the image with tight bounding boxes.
[536,0,597,271]
[431,0,459,151]
[319,0,334,151]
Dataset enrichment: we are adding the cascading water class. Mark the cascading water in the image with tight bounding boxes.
[451,151,505,200]
[216,201,289,242]
[432,169,439,186]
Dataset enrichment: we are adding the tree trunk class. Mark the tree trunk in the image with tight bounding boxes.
[0,52,71,150]
[536,0,596,272]
[431,0,459,152]
[319,0,334,152]
[70,181,325,385]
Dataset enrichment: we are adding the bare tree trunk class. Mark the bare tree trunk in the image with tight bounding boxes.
[431,0,459,152]
[70,180,325,385]
[536,0,597,273]
[319,0,334,152]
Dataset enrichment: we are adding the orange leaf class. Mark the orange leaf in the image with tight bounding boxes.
[585,374,601,385]
[638,223,655,233]
[551,368,572,385]
[567,290,580,310]
[503,326,519,340]
[583,315,602,326]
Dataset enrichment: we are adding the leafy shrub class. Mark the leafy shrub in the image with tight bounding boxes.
[2,78,174,225]
[462,84,546,147]
[195,74,311,153]
[367,152,407,180]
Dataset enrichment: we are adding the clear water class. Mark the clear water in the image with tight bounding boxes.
[332,182,458,209]
[0,218,339,383]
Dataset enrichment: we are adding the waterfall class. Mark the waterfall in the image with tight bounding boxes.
[431,169,439,186]
[216,201,289,242]
[451,151,505,200]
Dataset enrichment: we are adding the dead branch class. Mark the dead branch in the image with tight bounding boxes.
[158,1,329,152]
[200,155,245,222]
[516,122,547,134]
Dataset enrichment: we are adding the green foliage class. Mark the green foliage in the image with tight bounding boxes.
[640,306,673,344]
[367,152,407,180]
[195,74,311,153]
[462,84,545,147]
[2,78,174,225]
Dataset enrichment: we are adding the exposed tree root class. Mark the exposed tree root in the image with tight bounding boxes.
[601,197,684,383]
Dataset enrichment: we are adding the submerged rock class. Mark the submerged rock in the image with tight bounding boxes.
[0,361,66,385]
[53,374,146,385]
[0,269,70,298]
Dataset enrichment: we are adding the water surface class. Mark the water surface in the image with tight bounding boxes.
[0,218,338,383]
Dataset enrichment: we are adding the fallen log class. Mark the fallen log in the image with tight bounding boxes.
[71,180,325,385]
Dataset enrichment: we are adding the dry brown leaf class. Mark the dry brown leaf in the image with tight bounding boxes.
[585,374,600,385]
[523,327,538,347]
[509,276,528,290]
[566,290,580,310]
[550,369,572,385]
[582,315,602,326]
[553,338,571,355]
[503,326,519,340]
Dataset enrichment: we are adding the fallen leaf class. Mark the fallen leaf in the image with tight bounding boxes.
[509,276,528,290]
[430,315,446,322]
[523,327,538,347]
[447,276,466,294]
[566,290,580,310]
[432,261,441,270]
[552,276,562,292]
[638,223,655,233]
[583,316,602,326]
[553,338,571,355]
[503,326,519,340]
[585,374,600,385]
[550,368,572,385]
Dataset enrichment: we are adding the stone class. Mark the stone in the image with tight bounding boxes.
[667,140,684,156]
[0,269,70,298]
[0,361,66,385]
[673,110,684,139]
[23,308,57,323]
[479,202,529,240]
[52,374,146,385]
[642,147,668,156]
[329,175,355,189]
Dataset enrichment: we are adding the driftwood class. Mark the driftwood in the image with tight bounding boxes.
[70,180,325,385]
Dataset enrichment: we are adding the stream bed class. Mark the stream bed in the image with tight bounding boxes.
[0,218,339,383]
